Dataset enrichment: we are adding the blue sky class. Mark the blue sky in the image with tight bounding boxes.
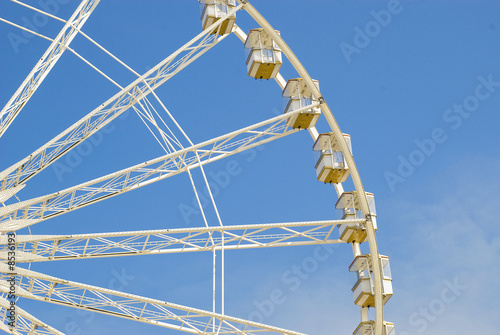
[0,0,499,334]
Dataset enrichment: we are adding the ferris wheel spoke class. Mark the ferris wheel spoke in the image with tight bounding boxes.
[0,265,304,335]
[0,220,361,263]
[0,14,238,199]
[0,108,316,232]
[0,1,393,332]
[0,296,63,335]
[0,0,100,139]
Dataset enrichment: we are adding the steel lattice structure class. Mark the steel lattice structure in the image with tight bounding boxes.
[0,220,365,262]
[0,1,393,334]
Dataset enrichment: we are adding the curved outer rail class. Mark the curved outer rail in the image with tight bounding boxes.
[0,1,386,333]
[236,1,385,334]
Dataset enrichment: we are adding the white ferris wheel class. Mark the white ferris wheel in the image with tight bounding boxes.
[0,1,394,334]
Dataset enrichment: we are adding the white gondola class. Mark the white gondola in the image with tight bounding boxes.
[282,78,321,129]
[349,255,393,308]
[313,133,351,184]
[199,0,236,35]
[244,28,282,79]
[335,191,377,243]
[353,321,396,335]
[0,2,395,333]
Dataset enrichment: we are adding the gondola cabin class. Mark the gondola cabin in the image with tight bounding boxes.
[199,0,236,35]
[349,255,393,308]
[282,78,321,129]
[244,28,282,79]
[335,191,377,243]
[313,133,351,184]
[353,321,396,335]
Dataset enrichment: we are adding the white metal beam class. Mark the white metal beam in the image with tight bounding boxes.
[0,265,305,335]
[0,296,63,335]
[0,4,242,195]
[0,220,361,262]
[0,107,314,232]
[0,0,100,139]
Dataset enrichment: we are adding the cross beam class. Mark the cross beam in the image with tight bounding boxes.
[0,265,304,334]
[0,108,312,232]
[0,4,242,196]
[0,0,100,139]
[0,219,361,262]
[0,296,63,334]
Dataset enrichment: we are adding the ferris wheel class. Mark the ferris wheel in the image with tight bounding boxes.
[0,1,394,334]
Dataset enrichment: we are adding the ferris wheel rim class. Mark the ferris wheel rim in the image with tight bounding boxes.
[234,1,385,333]
[0,1,390,334]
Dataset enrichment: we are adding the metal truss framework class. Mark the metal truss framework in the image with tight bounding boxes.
[0,107,317,233]
[0,220,365,262]
[0,3,316,333]
[0,265,304,335]
[0,297,62,335]
[0,0,392,334]
[0,0,100,139]
[0,4,241,199]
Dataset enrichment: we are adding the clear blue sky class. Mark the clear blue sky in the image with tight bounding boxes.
[1,0,499,334]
